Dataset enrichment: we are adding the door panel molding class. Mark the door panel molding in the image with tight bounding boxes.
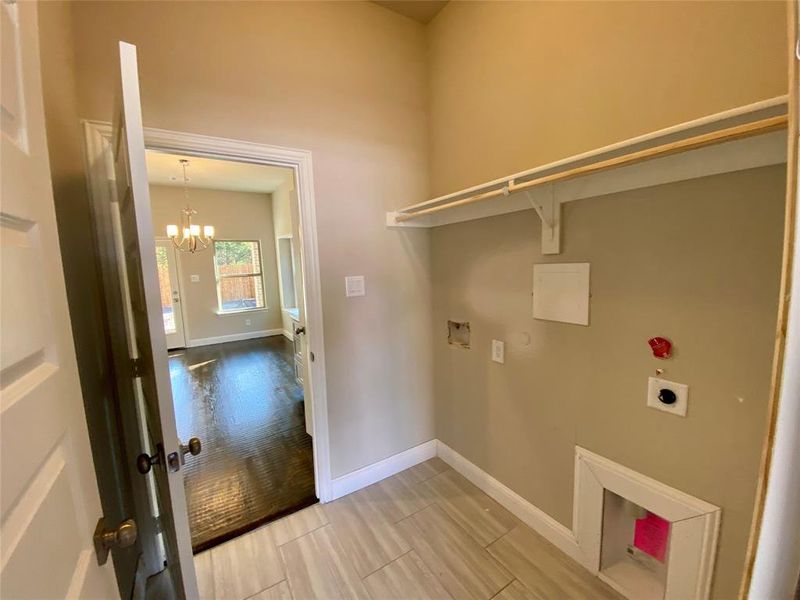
[0,2,117,598]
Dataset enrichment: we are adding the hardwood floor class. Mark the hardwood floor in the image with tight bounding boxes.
[170,336,316,552]
[194,458,623,600]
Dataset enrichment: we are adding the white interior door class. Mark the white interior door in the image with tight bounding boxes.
[156,240,187,349]
[110,41,198,598]
[0,2,118,598]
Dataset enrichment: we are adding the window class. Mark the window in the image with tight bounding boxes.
[213,240,266,312]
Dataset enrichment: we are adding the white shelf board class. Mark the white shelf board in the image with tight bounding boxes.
[387,129,787,230]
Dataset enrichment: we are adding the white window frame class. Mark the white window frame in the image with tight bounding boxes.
[213,239,267,314]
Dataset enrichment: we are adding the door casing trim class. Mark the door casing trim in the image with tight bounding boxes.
[82,120,333,506]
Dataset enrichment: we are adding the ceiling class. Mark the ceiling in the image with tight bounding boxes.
[373,1,448,24]
[146,151,294,194]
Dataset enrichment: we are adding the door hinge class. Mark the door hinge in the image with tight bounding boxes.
[131,357,144,378]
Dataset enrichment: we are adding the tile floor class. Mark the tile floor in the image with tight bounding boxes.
[194,458,623,600]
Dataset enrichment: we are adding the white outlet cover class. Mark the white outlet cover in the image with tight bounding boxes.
[647,377,689,417]
[190,274,200,283]
[492,340,504,364]
[345,275,365,297]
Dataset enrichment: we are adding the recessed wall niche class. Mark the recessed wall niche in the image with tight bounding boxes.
[447,320,470,348]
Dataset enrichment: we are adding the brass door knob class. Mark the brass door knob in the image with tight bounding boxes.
[180,437,202,461]
[93,517,137,565]
[136,452,159,474]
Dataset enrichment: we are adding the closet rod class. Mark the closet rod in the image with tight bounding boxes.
[395,114,788,223]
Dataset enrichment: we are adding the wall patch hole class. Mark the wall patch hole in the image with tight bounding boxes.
[447,320,470,349]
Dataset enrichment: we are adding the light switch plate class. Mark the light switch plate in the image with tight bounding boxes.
[492,340,504,364]
[190,274,200,283]
[647,377,689,417]
[345,275,365,297]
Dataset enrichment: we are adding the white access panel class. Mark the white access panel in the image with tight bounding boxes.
[533,263,590,325]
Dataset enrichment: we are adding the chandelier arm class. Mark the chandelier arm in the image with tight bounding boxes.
[171,159,214,253]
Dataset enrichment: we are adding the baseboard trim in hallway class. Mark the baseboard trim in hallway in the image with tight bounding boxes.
[330,439,437,500]
[186,328,284,348]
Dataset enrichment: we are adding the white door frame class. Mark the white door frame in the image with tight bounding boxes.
[82,120,333,503]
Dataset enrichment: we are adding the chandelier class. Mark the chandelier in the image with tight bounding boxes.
[166,159,215,253]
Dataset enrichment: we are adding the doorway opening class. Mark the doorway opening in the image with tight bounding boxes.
[146,150,316,552]
[84,115,332,594]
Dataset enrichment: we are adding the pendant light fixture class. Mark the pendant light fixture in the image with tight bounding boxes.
[166,159,215,253]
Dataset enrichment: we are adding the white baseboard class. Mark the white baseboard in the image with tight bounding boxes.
[282,329,294,341]
[436,440,583,565]
[329,437,578,566]
[187,329,283,348]
[330,439,437,500]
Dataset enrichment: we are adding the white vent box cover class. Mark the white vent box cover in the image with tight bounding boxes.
[533,263,590,326]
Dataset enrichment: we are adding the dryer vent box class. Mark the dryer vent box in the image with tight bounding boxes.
[533,263,590,326]
[447,320,470,349]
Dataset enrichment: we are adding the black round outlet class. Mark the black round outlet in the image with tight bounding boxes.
[658,389,677,405]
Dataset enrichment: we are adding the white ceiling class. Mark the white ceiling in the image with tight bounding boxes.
[146,150,294,194]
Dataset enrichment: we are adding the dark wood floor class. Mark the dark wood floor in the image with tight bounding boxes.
[169,336,316,553]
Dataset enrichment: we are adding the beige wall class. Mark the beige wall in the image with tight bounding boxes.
[426,5,788,595]
[43,0,434,479]
[427,1,788,196]
[40,4,789,596]
[432,166,785,599]
[150,185,282,342]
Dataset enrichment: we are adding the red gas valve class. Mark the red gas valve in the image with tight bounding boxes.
[648,337,672,359]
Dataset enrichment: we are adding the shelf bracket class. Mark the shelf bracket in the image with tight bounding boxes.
[525,185,561,255]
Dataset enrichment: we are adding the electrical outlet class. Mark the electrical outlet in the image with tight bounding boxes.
[190,274,200,283]
[647,377,689,417]
[492,340,504,364]
[245,319,251,326]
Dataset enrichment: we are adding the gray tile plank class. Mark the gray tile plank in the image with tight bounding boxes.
[270,503,328,546]
[249,580,294,600]
[280,525,370,600]
[194,549,215,600]
[211,525,284,600]
[368,472,439,523]
[323,487,410,577]
[491,580,543,600]
[364,550,453,600]
[426,469,518,546]
[395,457,451,487]
[397,504,513,600]
[488,526,623,600]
